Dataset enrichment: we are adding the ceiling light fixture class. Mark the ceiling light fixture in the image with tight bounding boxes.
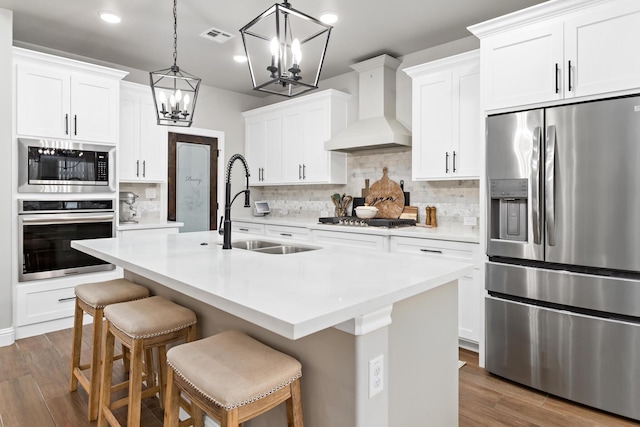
[239,0,332,97]
[98,11,121,24]
[149,0,201,127]
[319,11,338,25]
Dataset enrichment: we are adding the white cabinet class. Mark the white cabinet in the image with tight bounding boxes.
[390,236,481,344]
[405,51,481,180]
[119,82,168,182]
[312,229,388,251]
[471,0,640,111]
[232,221,265,236]
[264,224,310,241]
[245,112,282,185]
[14,48,126,143]
[243,89,350,186]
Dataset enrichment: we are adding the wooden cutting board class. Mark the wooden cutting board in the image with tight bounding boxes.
[365,167,405,218]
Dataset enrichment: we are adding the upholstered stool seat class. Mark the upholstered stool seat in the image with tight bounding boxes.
[164,330,303,427]
[70,278,150,421]
[99,296,197,427]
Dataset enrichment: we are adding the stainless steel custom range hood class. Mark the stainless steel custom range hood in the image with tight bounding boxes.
[325,54,411,152]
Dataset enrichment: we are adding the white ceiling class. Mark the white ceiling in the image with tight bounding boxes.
[0,0,547,97]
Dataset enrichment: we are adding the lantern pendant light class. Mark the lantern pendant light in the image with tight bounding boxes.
[149,0,201,127]
[240,0,332,97]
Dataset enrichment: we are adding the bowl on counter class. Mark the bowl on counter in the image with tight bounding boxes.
[355,206,378,219]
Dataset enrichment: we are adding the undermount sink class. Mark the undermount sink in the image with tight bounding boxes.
[230,240,320,254]
[231,240,281,250]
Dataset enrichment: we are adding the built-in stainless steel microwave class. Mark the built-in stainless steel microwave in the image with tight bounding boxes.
[18,138,116,193]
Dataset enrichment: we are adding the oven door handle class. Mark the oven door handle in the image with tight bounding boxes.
[21,214,115,225]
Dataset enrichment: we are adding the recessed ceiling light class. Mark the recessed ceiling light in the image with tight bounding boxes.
[319,11,338,25]
[99,11,122,24]
[233,55,248,63]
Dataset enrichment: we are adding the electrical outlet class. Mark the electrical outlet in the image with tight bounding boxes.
[369,355,384,397]
[463,216,477,226]
[145,188,157,199]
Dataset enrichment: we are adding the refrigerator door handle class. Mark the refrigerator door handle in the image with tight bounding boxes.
[545,125,557,246]
[531,126,542,245]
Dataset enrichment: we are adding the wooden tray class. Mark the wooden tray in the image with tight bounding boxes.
[365,167,405,219]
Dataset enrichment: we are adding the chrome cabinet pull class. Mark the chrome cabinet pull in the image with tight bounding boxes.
[74,115,77,135]
[58,297,76,302]
[555,63,560,94]
[280,233,292,237]
[239,228,249,232]
[303,164,306,179]
[65,114,69,135]
[298,164,302,180]
[136,160,140,177]
[445,152,449,173]
[142,160,146,177]
[453,151,457,173]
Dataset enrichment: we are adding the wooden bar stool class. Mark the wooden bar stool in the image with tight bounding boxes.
[164,330,304,427]
[99,296,197,427]
[70,278,150,421]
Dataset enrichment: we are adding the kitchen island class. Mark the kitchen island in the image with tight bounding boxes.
[72,231,473,427]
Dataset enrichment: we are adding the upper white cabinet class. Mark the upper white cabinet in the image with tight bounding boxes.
[470,0,640,111]
[243,89,350,186]
[119,82,168,182]
[404,50,481,181]
[14,48,127,143]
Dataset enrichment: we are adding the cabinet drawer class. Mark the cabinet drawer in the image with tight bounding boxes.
[313,230,388,251]
[264,224,310,240]
[232,221,265,235]
[390,236,477,267]
[16,283,77,326]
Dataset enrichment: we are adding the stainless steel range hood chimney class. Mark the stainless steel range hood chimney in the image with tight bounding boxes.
[325,54,411,152]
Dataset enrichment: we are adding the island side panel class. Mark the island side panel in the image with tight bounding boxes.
[389,280,459,426]
[125,271,366,427]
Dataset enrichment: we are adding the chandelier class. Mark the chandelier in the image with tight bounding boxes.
[240,0,332,97]
[149,0,201,127]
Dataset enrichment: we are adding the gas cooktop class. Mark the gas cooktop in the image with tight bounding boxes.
[318,216,416,228]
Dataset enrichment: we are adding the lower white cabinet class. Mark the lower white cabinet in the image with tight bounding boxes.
[390,236,481,344]
[312,229,388,251]
[264,224,310,241]
[232,221,265,236]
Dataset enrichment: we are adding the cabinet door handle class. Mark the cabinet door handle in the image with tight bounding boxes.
[74,115,77,136]
[452,151,457,173]
[239,228,249,232]
[298,164,302,180]
[136,160,140,177]
[142,160,146,177]
[420,249,443,254]
[445,152,449,173]
[567,60,573,92]
[280,233,293,237]
[555,63,560,94]
[303,164,306,179]
[58,296,76,303]
[261,168,264,181]
[65,114,69,135]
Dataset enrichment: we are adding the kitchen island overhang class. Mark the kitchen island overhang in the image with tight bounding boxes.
[72,231,473,427]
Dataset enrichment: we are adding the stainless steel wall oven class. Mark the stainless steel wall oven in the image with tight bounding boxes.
[18,200,116,282]
[18,138,116,193]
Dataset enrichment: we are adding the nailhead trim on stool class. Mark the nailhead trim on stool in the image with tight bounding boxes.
[164,330,304,427]
[98,296,197,427]
[69,279,150,421]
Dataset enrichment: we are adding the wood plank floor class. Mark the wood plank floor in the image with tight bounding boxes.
[0,328,638,426]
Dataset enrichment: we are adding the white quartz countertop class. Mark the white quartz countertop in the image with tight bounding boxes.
[234,215,480,243]
[117,221,184,231]
[72,231,473,340]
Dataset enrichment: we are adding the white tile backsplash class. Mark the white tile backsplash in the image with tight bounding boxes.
[119,183,162,223]
[251,147,479,227]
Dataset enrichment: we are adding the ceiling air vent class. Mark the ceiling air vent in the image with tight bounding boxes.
[199,27,235,44]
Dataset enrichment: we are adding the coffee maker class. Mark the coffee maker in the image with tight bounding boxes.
[119,192,138,224]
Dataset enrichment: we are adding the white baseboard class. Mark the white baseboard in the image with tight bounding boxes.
[0,327,15,347]
[459,338,479,353]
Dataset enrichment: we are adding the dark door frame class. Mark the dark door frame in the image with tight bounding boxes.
[167,132,219,230]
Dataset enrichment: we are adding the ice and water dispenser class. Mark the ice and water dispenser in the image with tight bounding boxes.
[490,179,528,242]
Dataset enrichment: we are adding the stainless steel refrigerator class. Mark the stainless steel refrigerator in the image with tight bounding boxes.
[486,95,640,421]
